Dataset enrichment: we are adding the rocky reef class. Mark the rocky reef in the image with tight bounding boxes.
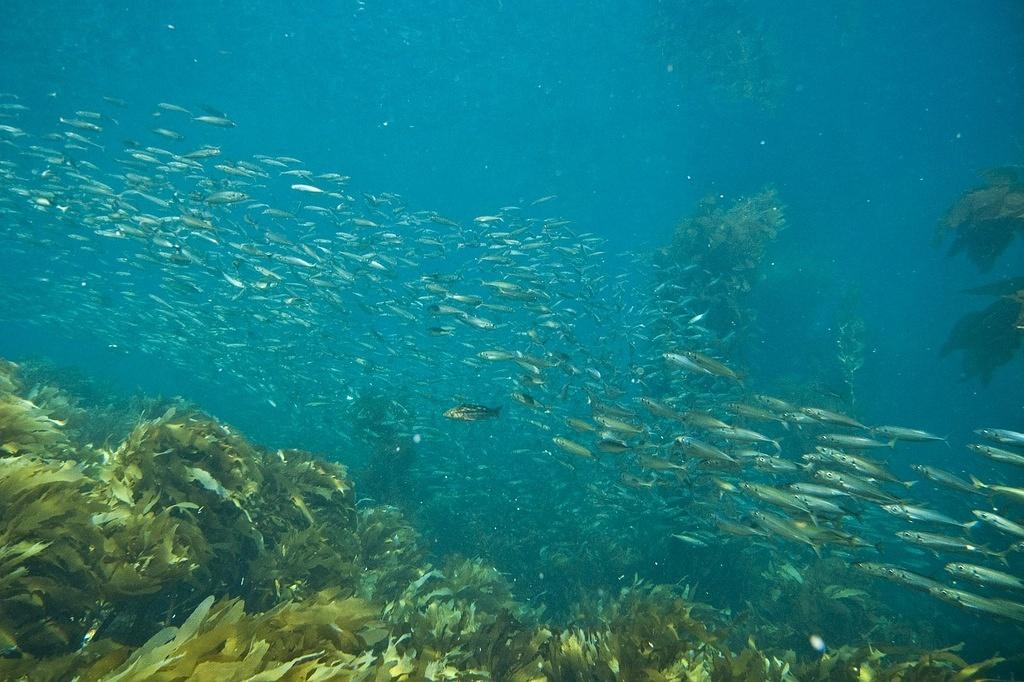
[0,359,1003,680]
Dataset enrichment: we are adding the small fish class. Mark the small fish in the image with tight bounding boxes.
[552,436,594,459]
[972,510,1024,539]
[975,428,1024,447]
[911,465,980,495]
[565,417,598,433]
[854,563,945,593]
[222,272,246,289]
[204,191,248,204]
[193,115,237,127]
[158,102,192,114]
[478,350,517,361]
[969,477,1024,504]
[594,414,643,435]
[443,404,501,421]
[671,533,709,547]
[674,436,737,465]
[800,407,867,430]
[152,127,184,140]
[596,437,631,453]
[968,443,1024,467]
[663,351,741,381]
[881,504,976,530]
[637,453,686,471]
[709,425,780,452]
[927,585,1024,623]
[945,562,1024,591]
[510,391,545,410]
[871,425,946,443]
[638,397,686,422]
[896,530,1003,560]
[816,433,893,450]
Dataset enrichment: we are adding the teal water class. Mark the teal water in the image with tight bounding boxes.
[1,0,1022,671]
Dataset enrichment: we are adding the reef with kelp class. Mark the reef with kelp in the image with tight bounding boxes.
[0,359,1007,680]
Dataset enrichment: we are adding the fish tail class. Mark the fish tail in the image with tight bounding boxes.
[969,475,988,490]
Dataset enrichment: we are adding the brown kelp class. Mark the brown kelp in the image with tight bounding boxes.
[938,167,1024,382]
[650,0,786,109]
[0,359,1008,680]
[941,282,1024,384]
[937,167,1024,272]
[654,188,785,351]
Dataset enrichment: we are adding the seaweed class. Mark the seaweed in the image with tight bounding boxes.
[937,167,1024,272]
[650,0,786,110]
[0,456,104,656]
[655,188,785,348]
[245,449,361,610]
[0,360,75,460]
[0,358,1007,680]
[355,505,425,604]
[937,169,1024,383]
[941,281,1024,384]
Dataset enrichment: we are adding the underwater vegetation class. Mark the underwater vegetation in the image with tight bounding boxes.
[0,359,1011,681]
[937,167,1024,273]
[938,168,1024,383]
[834,303,866,410]
[654,188,785,354]
[941,279,1024,385]
[650,0,786,109]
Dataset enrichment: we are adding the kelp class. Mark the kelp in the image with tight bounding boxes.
[0,456,104,656]
[0,360,75,460]
[355,505,426,604]
[245,449,362,610]
[380,556,539,677]
[941,277,1024,384]
[1,590,382,682]
[937,167,1024,272]
[650,0,786,110]
[938,169,1024,383]
[655,188,785,347]
[0,358,1009,680]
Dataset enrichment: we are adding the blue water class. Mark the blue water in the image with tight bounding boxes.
[1,0,1022,671]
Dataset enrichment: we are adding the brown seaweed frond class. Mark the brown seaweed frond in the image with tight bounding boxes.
[0,362,75,460]
[938,167,1024,271]
[0,456,105,656]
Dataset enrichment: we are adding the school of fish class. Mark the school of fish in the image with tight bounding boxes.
[0,92,1021,632]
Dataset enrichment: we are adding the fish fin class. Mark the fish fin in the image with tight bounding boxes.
[810,543,822,559]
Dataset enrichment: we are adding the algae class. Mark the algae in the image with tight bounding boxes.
[0,358,1006,681]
